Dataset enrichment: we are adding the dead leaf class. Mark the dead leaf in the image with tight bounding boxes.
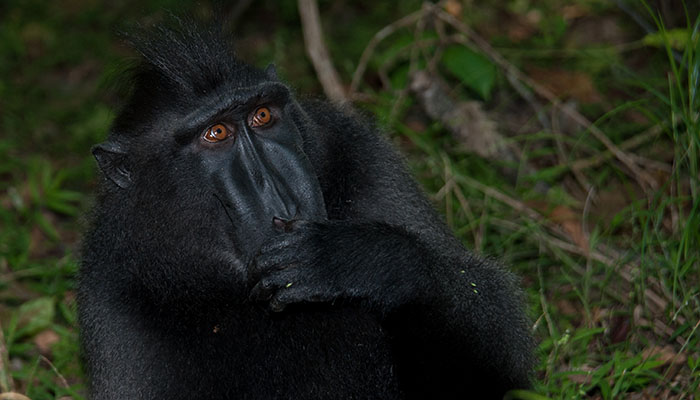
[643,345,687,381]
[566,16,629,46]
[524,10,542,25]
[642,345,686,366]
[556,299,579,316]
[404,117,427,133]
[34,329,60,356]
[591,307,609,325]
[561,4,589,20]
[524,201,589,251]
[449,102,504,159]
[20,22,52,60]
[28,224,51,260]
[444,0,462,18]
[567,364,596,385]
[567,372,592,385]
[527,67,601,103]
[623,110,650,125]
[608,314,631,344]
[592,180,645,231]
[0,393,32,400]
[549,205,589,251]
[63,291,77,306]
[505,12,539,42]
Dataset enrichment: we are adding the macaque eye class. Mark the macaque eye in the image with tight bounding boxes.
[203,124,231,143]
[250,106,273,128]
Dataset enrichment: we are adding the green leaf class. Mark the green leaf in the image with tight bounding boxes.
[642,28,692,50]
[34,212,59,241]
[14,297,56,339]
[503,389,554,400]
[524,165,569,183]
[390,63,410,89]
[598,378,612,400]
[441,45,497,100]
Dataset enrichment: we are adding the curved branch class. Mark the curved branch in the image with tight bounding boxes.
[298,0,346,103]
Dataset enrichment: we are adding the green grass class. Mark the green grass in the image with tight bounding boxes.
[1,1,699,399]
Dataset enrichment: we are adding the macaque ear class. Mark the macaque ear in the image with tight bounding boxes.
[264,63,277,80]
[92,141,132,189]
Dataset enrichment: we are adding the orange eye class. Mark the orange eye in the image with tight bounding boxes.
[250,106,273,127]
[203,124,230,143]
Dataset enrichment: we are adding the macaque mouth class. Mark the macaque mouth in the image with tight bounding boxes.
[215,192,301,230]
[212,191,302,257]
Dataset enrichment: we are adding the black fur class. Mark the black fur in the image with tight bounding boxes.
[79,20,534,400]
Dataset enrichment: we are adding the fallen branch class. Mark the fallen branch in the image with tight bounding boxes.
[298,0,346,102]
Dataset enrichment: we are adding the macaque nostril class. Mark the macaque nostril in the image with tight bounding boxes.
[273,217,287,229]
[272,216,296,232]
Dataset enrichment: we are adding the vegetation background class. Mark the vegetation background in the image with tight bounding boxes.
[1,0,698,398]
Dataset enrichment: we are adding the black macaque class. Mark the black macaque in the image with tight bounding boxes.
[78,20,534,400]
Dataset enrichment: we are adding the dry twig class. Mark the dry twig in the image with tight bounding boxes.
[570,123,666,171]
[349,10,425,95]
[40,355,70,390]
[298,0,346,102]
[0,321,12,393]
[0,393,31,400]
